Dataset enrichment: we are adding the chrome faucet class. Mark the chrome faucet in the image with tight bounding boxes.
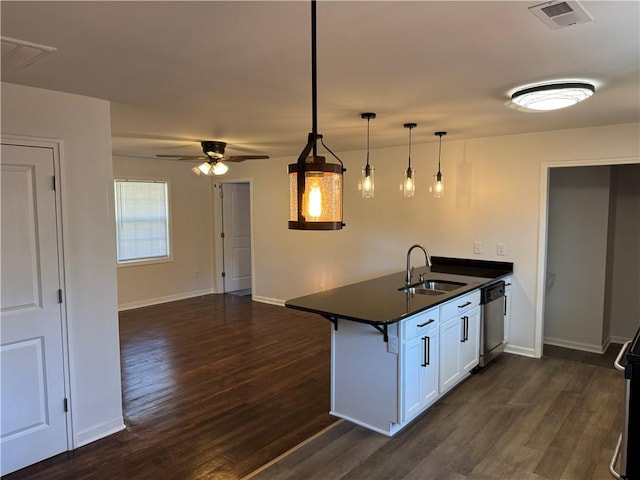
[406,244,432,285]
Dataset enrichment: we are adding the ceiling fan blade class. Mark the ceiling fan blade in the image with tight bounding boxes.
[224,155,270,162]
[155,154,207,161]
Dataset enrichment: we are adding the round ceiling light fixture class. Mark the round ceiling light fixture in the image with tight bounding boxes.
[509,82,595,112]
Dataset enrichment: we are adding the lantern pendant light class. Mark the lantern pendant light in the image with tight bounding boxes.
[402,123,417,197]
[433,131,446,198]
[288,0,345,230]
[359,112,376,199]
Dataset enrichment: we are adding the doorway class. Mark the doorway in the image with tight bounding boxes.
[535,158,640,358]
[214,181,253,295]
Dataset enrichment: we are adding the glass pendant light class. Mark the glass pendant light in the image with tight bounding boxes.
[433,131,446,198]
[359,112,376,198]
[288,0,345,230]
[402,123,417,197]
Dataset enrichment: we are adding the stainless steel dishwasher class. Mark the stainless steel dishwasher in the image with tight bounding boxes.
[479,280,505,368]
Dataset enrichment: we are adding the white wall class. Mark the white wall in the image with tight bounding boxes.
[104,121,639,358]
[113,156,215,309]
[544,166,611,352]
[1,83,123,446]
[220,122,640,357]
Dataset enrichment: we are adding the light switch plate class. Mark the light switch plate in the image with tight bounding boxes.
[497,243,507,256]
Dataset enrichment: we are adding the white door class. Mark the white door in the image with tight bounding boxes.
[1,143,68,475]
[221,183,252,293]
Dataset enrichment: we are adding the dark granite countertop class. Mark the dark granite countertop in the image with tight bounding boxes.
[285,257,513,326]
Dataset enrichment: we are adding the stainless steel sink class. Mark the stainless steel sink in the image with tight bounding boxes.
[401,287,445,296]
[399,279,467,295]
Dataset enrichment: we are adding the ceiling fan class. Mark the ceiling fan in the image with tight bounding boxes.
[156,141,269,176]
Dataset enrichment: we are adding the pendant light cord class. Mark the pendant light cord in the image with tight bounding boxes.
[366,117,371,168]
[408,127,412,169]
[311,0,318,157]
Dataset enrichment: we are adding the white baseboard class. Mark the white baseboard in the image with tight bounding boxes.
[118,289,214,311]
[252,295,285,307]
[610,335,633,345]
[75,417,125,448]
[504,344,537,358]
[543,336,604,354]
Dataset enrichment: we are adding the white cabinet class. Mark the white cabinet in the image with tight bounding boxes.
[439,290,480,395]
[461,305,480,373]
[401,309,439,423]
[331,288,482,436]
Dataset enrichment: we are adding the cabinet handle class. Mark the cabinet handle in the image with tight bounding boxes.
[460,316,469,342]
[504,295,508,316]
[458,301,472,309]
[417,319,435,328]
[421,336,430,367]
[465,316,469,341]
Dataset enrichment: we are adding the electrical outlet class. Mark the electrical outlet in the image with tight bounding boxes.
[497,243,507,256]
[387,335,399,354]
[473,241,483,255]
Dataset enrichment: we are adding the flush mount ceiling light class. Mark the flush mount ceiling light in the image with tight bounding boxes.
[509,82,595,112]
[433,131,446,199]
[401,123,417,198]
[288,0,345,231]
[358,112,376,199]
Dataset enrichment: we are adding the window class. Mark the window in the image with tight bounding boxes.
[114,179,170,264]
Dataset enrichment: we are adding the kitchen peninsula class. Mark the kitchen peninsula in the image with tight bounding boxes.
[286,256,513,436]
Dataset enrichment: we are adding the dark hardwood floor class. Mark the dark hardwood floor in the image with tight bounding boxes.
[5,296,625,480]
[4,294,335,480]
[251,350,624,480]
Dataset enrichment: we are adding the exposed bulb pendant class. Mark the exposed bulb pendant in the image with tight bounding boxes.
[288,0,345,230]
[402,123,417,197]
[359,112,376,199]
[433,131,446,199]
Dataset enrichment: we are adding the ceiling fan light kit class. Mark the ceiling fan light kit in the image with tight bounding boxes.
[509,81,595,112]
[156,140,268,176]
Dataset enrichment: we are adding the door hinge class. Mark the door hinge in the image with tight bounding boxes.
[52,176,57,191]
[221,232,225,238]
[219,190,224,199]
[221,271,226,278]
[58,289,63,303]
[64,398,68,412]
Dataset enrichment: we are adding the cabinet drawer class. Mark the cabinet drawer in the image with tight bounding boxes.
[402,307,439,339]
[440,290,480,320]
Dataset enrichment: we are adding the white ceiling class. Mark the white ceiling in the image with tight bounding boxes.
[2,1,639,160]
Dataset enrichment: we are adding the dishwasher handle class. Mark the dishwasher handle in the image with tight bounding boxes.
[614,341,631,372]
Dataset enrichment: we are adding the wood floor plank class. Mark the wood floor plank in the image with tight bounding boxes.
[4,294,336,480]
[251,351,623,480]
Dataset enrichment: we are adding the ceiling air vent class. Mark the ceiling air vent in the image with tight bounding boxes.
[528,1,593,30]
[1,36,56,72]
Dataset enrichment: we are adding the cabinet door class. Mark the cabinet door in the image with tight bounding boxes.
[439,316,462,394]
[461,306,480,373]
[402,328,439,422]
